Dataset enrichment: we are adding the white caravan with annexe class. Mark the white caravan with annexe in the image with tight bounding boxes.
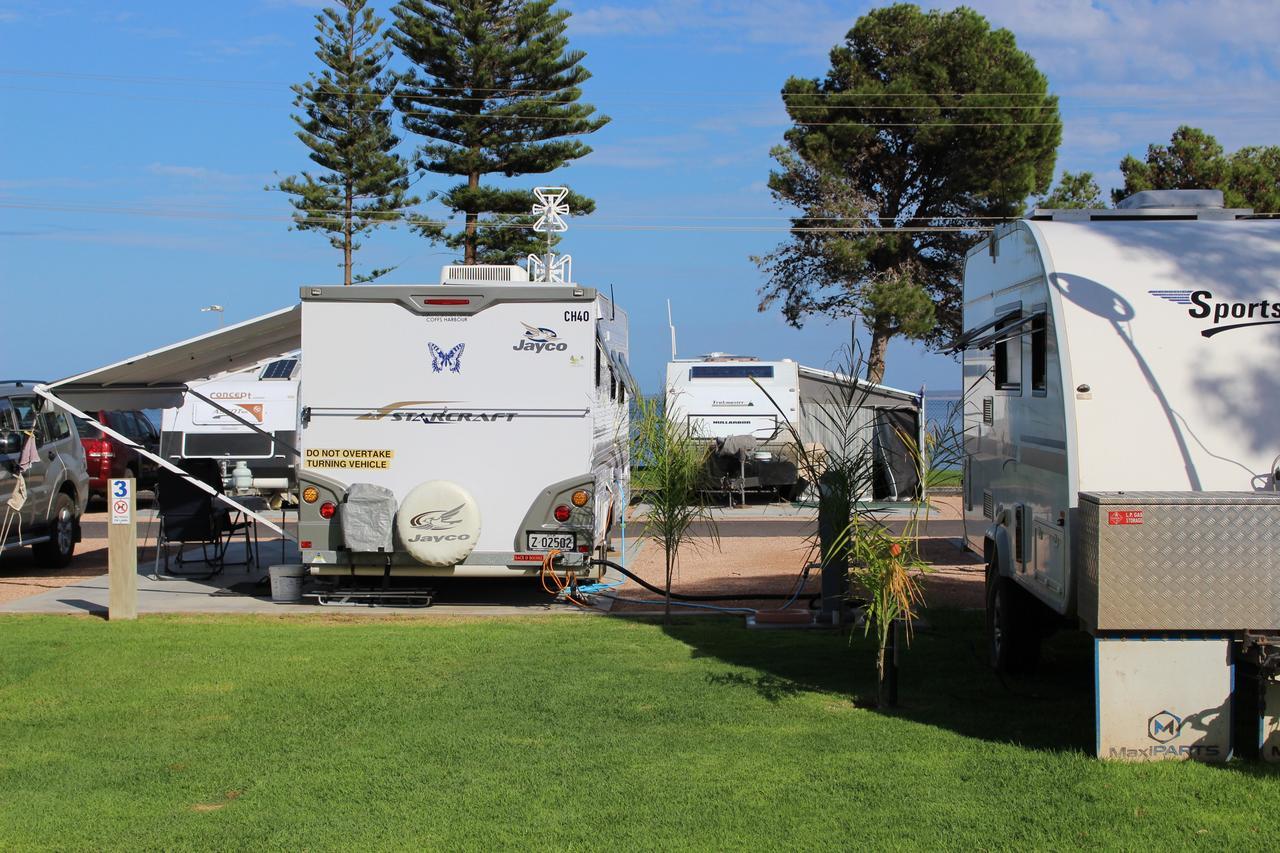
[961,190,1280,760]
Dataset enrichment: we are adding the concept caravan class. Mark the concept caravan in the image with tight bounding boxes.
[297,265,632,578]
[160,355,300,501]
[665,355,923,501]
[961,190,1280,760]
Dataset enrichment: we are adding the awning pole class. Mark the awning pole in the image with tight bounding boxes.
[32,385,290,538]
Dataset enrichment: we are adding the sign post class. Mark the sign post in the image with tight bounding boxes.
[107,477,137,620]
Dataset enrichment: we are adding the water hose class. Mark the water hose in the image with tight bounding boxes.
[587,558,821,603]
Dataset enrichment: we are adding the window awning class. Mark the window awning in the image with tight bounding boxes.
[43,304,301,410]
[948,309,1044,353]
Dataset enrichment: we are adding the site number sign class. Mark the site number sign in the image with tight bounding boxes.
[110,479,132,526]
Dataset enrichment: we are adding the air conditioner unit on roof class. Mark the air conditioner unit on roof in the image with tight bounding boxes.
[440,264,530,285]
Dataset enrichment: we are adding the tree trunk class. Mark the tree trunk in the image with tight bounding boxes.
[344,184,353,286]
[664,546,673,625]
[343,27,355,287]
[464,170,479,264]
[866,319,892,384]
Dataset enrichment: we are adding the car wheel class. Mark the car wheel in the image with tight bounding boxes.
[986,556,1041,674]
[33,493,77,568]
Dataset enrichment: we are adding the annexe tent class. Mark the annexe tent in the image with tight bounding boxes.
[35,305,301,536]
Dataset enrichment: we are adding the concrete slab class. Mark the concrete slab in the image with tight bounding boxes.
[0,513,649,618]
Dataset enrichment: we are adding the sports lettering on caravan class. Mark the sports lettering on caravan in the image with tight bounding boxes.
[1168,289,1280,337]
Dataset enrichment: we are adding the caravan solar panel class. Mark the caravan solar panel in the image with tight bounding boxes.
[689,365,773,379]
[260,358,298,380]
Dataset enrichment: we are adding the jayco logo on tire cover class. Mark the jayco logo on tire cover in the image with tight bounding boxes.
[514,322,568,353]
[409,504,464,530]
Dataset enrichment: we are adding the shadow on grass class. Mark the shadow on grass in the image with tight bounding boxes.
[658,608,1097,754]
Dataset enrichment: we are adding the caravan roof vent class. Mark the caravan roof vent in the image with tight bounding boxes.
[440,264,530,286]
[702,353,758,362]
[1115,189,1224,210]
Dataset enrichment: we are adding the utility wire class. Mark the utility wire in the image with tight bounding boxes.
[4,68,1276,104]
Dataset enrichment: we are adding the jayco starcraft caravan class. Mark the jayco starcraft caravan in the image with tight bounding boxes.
[297,264,632,579]
[665,355,923,502]
[961,190,1280,760]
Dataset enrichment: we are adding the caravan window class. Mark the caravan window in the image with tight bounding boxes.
[1031,314,1047,393]
[994,311,1022,392]
[689,365,774,379]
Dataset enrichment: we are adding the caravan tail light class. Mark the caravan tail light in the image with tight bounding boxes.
[302,486,319,503]
[553,505,571,523]
[571,489,590,507]
[319,501,336,519]
[425,298,471,306]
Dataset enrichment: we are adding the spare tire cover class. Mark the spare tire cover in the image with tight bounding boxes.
[396,480,482,566]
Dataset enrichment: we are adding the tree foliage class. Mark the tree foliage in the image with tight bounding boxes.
[1113,125,1229,204]
[274,0,417,285]
[1114,125,1280,211]
[389,0,608,264]
[755,4,1059,382]
[1034,170,1103,210]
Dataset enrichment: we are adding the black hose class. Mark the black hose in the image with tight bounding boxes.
[588,558,820,603]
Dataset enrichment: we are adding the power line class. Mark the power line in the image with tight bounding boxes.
[2,68,1276,105]
[5,198,1279,232]
[5,86,1237,128]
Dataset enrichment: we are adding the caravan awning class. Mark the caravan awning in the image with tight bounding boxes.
[44,304,301,410]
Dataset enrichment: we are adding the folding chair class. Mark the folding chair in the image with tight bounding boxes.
[154,459,257,579]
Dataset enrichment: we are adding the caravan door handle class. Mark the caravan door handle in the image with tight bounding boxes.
[46,450,55,461]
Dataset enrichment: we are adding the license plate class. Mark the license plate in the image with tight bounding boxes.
[527,532,576,551]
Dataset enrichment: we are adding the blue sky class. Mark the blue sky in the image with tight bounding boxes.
[2,0,1278,395]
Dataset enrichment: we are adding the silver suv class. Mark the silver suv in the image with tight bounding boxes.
[0,382,90,567]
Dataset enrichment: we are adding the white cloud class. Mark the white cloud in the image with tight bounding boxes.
[567,0,854,54]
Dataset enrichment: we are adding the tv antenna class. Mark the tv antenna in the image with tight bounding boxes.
[528,186,572,284]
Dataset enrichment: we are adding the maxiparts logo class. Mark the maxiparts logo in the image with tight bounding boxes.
[1150,289,1280,338]
[514,322,568,353]
[1105,708,1223,759]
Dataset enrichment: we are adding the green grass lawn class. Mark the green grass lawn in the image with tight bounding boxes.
[927,468,963,488]
[1,611,1277,850]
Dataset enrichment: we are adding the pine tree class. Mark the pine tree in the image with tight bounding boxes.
[389,0,608,265]
[1113,126,1229,206]
[1115,126,1280,211]
[756,4,1059,382]
[274,0,417,285]
[1034,171,1103,210]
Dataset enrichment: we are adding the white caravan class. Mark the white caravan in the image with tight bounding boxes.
[297,265,631,578]
[159,355,300,500]
[665,355,923,501]
[961,190,1280,760]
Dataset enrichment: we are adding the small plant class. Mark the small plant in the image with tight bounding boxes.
[630,396,718,624]
[843,520,928,707]
[754,344,933,706]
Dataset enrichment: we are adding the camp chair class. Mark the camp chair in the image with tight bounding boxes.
[154,459,257,579]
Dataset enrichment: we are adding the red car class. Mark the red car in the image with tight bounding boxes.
[76,410,161,503]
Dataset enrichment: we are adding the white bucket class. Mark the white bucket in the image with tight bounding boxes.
[268,564,306,603]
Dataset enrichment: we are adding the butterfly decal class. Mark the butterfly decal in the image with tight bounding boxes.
[428,342,465,374]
